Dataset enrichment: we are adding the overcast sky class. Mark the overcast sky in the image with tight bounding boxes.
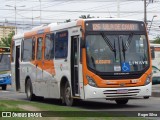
[0,0,159,39]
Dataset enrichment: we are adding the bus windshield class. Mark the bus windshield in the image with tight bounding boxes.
[0,54,11,71]
[86,33,149,73]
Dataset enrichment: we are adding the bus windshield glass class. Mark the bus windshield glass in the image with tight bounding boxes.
[86,34,149,73]
[0,54,11,71]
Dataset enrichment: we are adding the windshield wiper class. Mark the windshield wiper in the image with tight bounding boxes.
[121,33,134,61]
[124,33,134,51]
[101,33,117,60]
[122,39,126,61]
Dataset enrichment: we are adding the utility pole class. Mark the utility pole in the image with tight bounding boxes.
[39,0,42,25]
[117,0,120,18]
[144,0,147,25]
[148,15,157,33]
[6,0,25,34]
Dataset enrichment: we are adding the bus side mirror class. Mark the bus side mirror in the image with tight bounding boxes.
[80,38,85,48]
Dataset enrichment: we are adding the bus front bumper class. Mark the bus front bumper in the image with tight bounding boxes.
[84,83,152,99]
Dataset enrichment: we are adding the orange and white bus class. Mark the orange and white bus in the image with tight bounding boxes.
[11,18,152,106]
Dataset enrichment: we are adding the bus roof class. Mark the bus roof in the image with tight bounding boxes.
[13,18,145,39]
[13,33,24,40]
[82,18,144,22]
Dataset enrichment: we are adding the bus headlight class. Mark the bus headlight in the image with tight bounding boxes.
[145,75,151,85]
[86,75,97,87]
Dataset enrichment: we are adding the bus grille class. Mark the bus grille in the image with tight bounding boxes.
[103,89,140,98]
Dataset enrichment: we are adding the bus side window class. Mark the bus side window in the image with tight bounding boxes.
[23,38,32,62]
[50,33,54,59]
[32,38,36,60]
[55,31,68,59]
[21,40,24,62]
[45,34,51,60]
[37,37,43,60]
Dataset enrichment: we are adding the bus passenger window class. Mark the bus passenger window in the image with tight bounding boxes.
[50,33,54,59]
[45,35,52,60]
[32,38,36,60]
[23,38,33,62]
[37,37,43,60]
[55,31,68,59]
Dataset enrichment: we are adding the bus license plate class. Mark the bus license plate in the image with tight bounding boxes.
[117,89,128,94]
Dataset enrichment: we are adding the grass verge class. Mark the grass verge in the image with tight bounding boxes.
[0,100,147,120]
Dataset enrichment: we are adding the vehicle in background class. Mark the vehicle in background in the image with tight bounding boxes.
[0,47,11,90]
[150,43,160,85]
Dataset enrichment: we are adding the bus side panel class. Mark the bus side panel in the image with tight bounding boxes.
[20,62,36,93]
[43,69,59,98]
[53,30,71,98]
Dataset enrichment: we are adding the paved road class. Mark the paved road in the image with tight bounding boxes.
[0,85,160,112]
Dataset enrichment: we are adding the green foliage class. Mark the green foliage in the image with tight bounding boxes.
[65,19,71,23]
[79,14,94,19]
[0,31,15,47]
[152,35,160,44]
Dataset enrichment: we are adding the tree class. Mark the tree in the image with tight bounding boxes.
[152,35,160,44]
[0,31,15,47]
[79,14,94,19]
[65,19,71,23]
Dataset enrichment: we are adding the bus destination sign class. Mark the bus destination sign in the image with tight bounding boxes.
[93,23,138,31]
[86,22,144,31]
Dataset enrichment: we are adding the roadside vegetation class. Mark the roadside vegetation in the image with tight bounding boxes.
[0,31,14,47]
[0,100,147,120]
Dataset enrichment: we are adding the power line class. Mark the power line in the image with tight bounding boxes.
[0,8,159,13]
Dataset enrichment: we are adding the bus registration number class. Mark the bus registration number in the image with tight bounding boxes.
[117,89,128,94]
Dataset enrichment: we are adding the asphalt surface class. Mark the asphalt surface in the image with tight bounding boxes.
[152,84,160,97]
[3,84,160,97]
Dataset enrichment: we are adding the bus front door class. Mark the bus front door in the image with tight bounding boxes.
[71,36,79,96]
[15,46,20,91]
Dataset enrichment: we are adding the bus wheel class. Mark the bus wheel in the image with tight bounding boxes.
[2,85,7,90]
[26,79,36,101]
[115,99,128,105]
[64,82,73,106]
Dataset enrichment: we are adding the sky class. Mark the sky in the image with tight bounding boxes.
[0,0,159,39]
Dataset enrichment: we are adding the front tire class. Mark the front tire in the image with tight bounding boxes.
[115,99,128,105]
[64,82,73,106]
[26,79,36,101]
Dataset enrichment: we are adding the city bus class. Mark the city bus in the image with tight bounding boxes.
[11,18,152,106]
[0,47,11,90]
[150,43,160,84]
